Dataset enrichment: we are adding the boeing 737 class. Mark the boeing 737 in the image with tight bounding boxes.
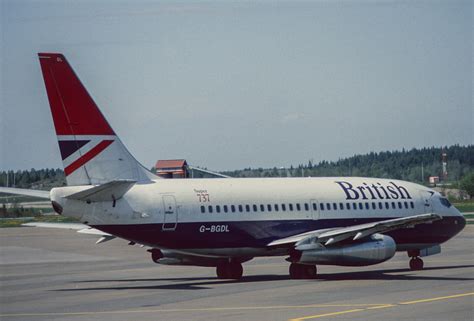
[0,53,466,280]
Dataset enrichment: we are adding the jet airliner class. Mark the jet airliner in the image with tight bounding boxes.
[0,53,466,280]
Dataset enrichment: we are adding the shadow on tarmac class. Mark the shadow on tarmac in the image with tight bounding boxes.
[54,264,474,291]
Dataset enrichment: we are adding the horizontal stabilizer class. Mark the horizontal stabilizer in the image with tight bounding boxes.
[22,222,114,243]
[0,187,50,199]
[65,179,136,202]
[22,222,89,230]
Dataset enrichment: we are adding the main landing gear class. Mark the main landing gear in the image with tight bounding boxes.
[409,257,424,270]
[408,250,424,271]
[289,263,317,279]
[216,261,243,279]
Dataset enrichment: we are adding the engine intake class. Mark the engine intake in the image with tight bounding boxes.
[297,234,396,266]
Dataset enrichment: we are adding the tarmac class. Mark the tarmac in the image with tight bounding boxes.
[0,225,473,321]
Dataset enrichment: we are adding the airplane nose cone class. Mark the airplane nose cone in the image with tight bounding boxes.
[457,214,466,231]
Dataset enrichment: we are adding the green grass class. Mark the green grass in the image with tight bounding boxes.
[0,215,79,228]
[453,202,474,213]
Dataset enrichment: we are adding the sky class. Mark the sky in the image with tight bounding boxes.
[0,0,472,172]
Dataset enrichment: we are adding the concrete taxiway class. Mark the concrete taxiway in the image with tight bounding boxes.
[1,225,473,321]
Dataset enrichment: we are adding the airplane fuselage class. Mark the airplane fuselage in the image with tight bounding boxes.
[51,177,465,258]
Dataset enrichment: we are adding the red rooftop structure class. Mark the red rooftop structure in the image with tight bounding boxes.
[155,159,189,178]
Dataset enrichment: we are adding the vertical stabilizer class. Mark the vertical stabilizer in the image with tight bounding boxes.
[38,53,157,185]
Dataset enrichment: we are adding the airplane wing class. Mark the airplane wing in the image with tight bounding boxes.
[187,166,232,178]
[268,213,442,249]
[22,222,116,244]
[0,187,50,199]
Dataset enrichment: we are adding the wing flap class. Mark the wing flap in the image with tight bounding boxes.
[268,213,442,248]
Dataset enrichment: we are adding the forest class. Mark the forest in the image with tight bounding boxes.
[1,145,473,189]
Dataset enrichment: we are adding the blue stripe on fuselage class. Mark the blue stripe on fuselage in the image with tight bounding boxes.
[92,216,464,250]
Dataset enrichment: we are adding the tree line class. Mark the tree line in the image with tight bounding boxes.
[1,145,472,190]
[0,168,65,189]
[222,145,473,184]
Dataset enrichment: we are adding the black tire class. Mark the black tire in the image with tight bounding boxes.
[304,265,317,279]
[290,263,317,279]
[415,257,424,270]
[409,257,424,271]
[216,263,227,279]
[229,262,243,279]
[216,262,243,279]
[289,263,300,279]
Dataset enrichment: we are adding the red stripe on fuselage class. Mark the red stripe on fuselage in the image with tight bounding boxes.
[64,140,114,176]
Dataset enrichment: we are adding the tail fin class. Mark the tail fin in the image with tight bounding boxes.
[38,53,156,185]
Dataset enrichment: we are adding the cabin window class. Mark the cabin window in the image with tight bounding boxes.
[275,204,279,211]
[385,202,390,209]
[313,203,318,211]
[289,204,294,211]
[216,205,221,213]
[371,203,376,210]
[253,204,258,212]
[346,203,351,210]
[231,205,236,212]
[260,204,265,212]
[339,203,344,210]
[358,203,363,210]
[404,202,408,209]
[365,203,369,210]
[398,202,402,209]
[379,202,383,209]
[223,205,228,213]
[296,204,301,211]
[326,203,331,210]
[282,204,287,211]
[304,203,309,211]
[410,201,415,209]
[245,205,250,212]
[391,202,396,209]
[267,204,272,212]
[200,205,205,213]
[440,197,452,208]
[208,205,213,213]
[333,203,337,210]
[320,203,325,210]
[353,203,357,210]
[238,205,243,212]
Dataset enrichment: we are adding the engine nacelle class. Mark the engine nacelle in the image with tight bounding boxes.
[297,234,396,266]
[149,249,230,267]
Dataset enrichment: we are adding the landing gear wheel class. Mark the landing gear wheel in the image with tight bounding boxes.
[409,257,424,271]
[289,263,300,279]
[216,261,243,279]
[289,263,317,279]
[216,263,227,279]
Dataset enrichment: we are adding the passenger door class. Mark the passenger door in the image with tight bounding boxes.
[162,195,178,231]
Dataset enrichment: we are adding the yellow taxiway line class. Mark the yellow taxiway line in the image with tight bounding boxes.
[0,303,394,318]
[290,292,474,321]
[1,292,473,319]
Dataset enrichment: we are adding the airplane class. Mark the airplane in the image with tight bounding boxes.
[0,53,466,280]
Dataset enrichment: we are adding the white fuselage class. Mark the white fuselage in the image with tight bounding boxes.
[51,176,464,257]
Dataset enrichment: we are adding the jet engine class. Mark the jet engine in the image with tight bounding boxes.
[296,234,396,266]
[149,249,253,267]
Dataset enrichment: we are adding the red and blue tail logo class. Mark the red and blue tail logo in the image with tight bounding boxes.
[38,53,155,185]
